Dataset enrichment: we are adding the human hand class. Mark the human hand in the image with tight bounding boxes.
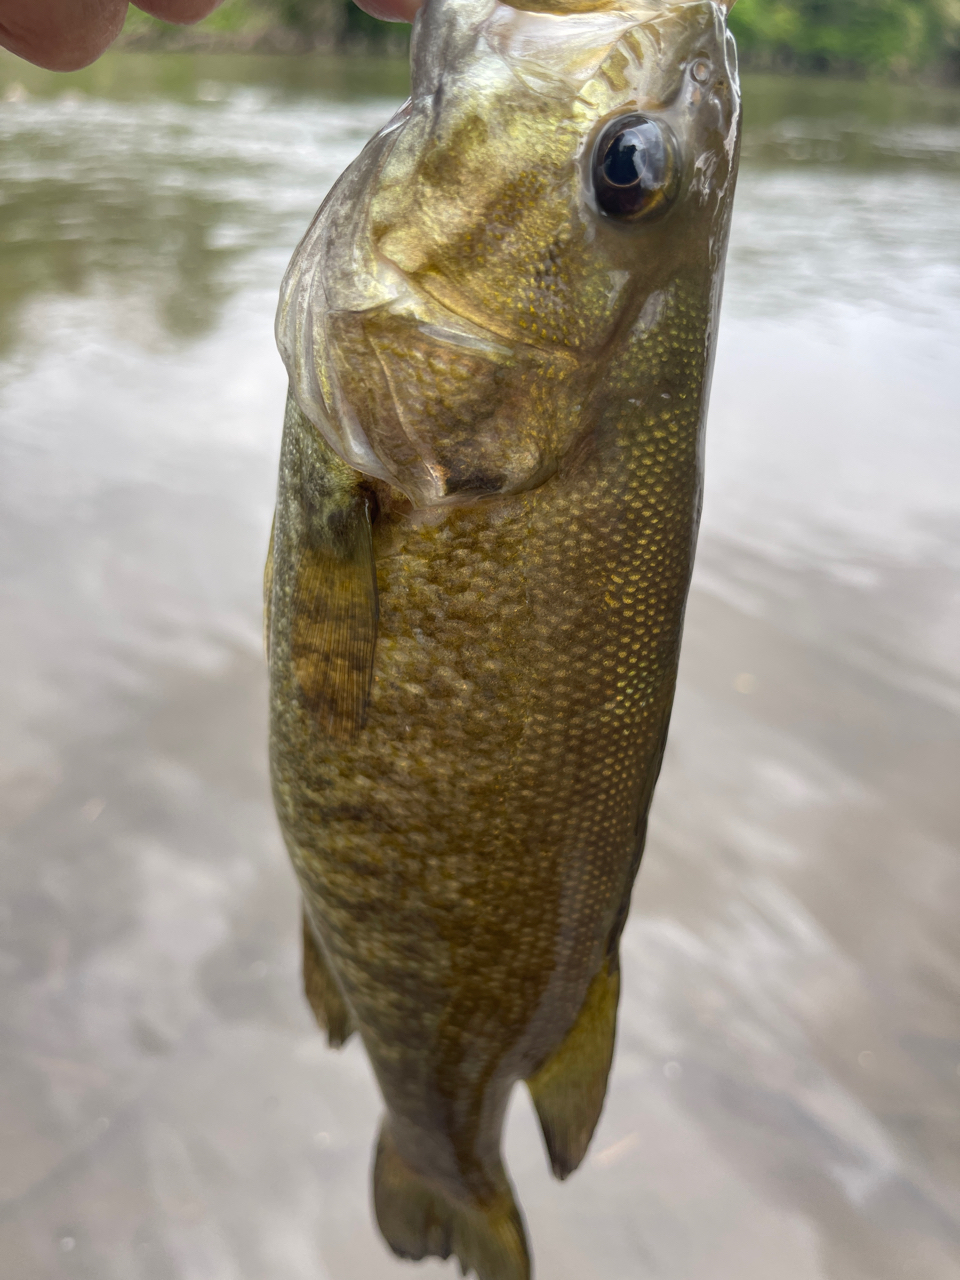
[0,0,424,72]
[0,1,225,70]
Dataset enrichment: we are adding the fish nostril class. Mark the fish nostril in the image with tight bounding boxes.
[691,58,711,84]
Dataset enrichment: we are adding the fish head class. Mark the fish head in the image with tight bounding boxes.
[277,0,741,507]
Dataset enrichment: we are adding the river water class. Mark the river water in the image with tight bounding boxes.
[1,49,958,1280]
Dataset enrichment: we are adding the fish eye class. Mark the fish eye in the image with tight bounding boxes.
[592,114,681,222]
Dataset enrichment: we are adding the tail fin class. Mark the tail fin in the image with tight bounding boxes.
[526,957,620,1180]
[373,1124,531,1280]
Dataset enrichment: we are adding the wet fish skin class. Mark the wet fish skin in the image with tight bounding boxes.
[268,1,740,1276]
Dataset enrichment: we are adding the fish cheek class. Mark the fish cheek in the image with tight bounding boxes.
[410,195,620,356]
[374,103,617,353]
[330,309,584,506]
[416,112,490,190]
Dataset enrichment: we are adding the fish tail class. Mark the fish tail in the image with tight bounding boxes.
[373,1122,531,1280]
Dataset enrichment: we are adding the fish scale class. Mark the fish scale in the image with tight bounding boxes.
[268,0,740,1275]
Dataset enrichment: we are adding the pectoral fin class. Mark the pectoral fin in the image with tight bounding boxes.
[270,391,379,744]
[526,956,621,1180]
[289,491,378,742]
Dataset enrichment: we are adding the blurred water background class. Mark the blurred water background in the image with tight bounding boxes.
[1,44,959,1280]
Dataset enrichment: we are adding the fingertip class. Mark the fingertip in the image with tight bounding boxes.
[0,5,128,72]
[134,0,225,24]
[351,0,422,23]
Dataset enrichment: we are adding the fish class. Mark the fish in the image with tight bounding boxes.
[266,0,740,1276]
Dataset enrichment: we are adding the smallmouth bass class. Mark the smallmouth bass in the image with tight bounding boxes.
[267,1,740,1275]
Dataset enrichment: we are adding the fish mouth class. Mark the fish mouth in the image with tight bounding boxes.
[501,0,738,15]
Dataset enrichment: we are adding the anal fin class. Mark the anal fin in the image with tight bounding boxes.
[526,956,621,1180]
[302,909,354,1048]
[373,1123,530,1280]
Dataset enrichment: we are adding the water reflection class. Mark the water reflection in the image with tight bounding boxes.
[0,55,409,354]
[1,48,958,1280]
[741,75,960,173]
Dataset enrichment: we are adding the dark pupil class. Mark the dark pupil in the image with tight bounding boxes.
[603,125,661,190]
[593,114,678,221]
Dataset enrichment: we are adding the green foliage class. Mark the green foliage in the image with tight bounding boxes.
[268,0,404,43]
[120,0,959,71]
[729,0,960,74]
[123,0,406,50]
[269,0,331,33]
[123,0,266,37]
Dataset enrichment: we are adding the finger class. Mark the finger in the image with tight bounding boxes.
[351,0,422,23]
[134,0,224,22]
[0,0,128,71]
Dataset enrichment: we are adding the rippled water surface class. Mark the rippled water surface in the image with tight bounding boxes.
[1,51,958,1280]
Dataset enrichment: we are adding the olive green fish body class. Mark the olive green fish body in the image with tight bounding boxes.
[269,1,740,1274]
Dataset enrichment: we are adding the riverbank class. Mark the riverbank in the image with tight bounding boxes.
[113,0,960,81]
[117,0,411,58]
